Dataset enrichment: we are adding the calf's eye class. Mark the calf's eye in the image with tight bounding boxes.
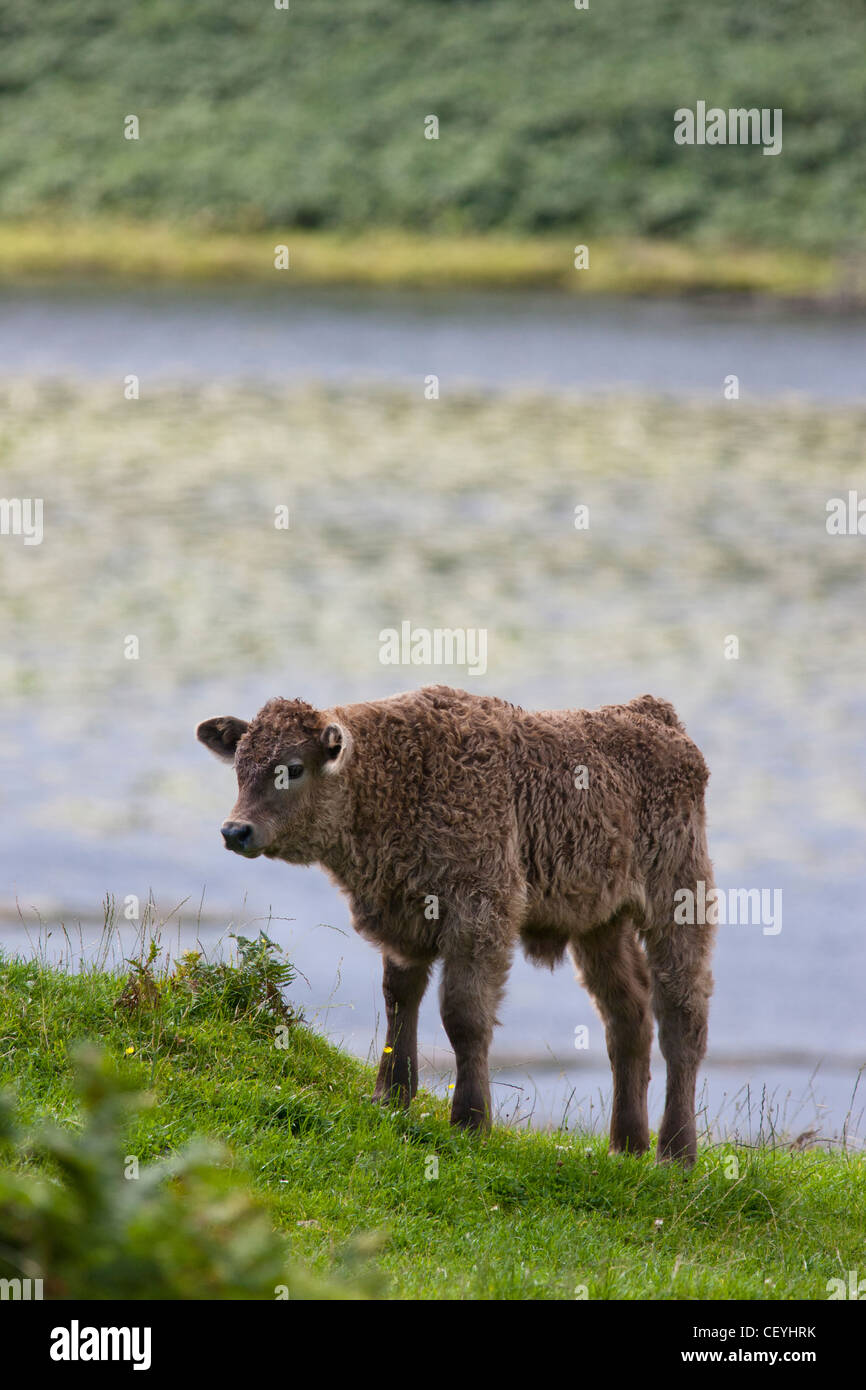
[287,763,304,780]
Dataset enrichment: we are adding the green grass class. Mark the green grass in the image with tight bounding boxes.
[1,943,862,1300]
[0,218,845,298]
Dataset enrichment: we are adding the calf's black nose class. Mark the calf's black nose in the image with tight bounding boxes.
[221,821,254,851]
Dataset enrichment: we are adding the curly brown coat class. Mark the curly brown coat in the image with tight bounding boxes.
[197,684,715,1162]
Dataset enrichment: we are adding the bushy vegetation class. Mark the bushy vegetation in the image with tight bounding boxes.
[1,939,863,1300]
[115,932,300,1028]
[0,1046,371,1299]
[0,939,372,1298]
[0,0,863,253]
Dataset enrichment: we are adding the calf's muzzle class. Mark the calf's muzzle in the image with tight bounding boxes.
[220,820,255,853]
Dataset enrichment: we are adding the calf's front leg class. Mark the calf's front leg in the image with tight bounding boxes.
[439,948,510,1130]
[372,953,432,1108]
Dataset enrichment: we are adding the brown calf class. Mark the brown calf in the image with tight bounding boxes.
[197,685,715,1163]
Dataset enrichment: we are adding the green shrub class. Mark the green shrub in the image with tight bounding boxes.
[116,931,300,1027]
[0,1044,372,1299]
[0,0,863,251]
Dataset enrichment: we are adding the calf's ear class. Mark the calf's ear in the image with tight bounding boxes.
[320,721,353,774]
[196,716,250,763]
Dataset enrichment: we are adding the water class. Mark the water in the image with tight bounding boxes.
[1,286,864,1142]
[0,283,864,399]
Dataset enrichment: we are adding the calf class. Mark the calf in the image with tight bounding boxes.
[197,685,715,1163]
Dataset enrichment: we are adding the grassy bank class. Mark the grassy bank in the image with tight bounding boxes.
[1,943,862,1300]
[0,219,846,299]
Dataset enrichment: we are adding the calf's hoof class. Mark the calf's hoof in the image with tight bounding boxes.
[371,1085,412,1110]
[449,1101,491,1132]
[657,1118,697,1166]
[609,1135,651,1157]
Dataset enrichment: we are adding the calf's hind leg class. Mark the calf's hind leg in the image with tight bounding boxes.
[570,919,652,1155]
[643,919,715,1165]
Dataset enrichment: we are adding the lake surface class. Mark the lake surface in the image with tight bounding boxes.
[0,286,863,1143]
[0,283,864,399]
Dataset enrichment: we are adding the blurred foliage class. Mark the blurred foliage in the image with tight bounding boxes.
[0,935,375,1298]
[0,1044,373,1299]
[0,0,862,251]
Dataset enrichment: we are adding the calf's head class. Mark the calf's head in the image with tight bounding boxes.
[196,698,352,864]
